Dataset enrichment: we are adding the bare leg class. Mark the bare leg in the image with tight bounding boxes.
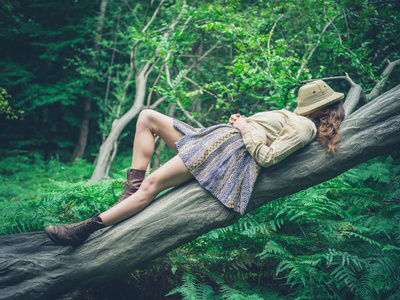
[44,115,191,246]
[131,109,184,170]
[100,155,192,226]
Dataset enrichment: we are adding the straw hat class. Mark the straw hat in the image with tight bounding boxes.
[294,80,344,115]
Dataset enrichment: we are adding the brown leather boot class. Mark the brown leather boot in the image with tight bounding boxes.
[116,169,146,205]
[45,213,105,246]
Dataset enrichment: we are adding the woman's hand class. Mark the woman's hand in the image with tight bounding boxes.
[229,113,250,135]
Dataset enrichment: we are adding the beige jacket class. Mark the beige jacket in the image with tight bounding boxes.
[242,109,317,168]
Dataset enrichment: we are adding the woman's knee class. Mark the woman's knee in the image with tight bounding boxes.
[138,109,156,127]
[137,109,166,132]
[137,174,161,198]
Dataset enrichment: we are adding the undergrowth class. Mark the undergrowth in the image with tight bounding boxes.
[163,154,400,299]
[1,153,399,299]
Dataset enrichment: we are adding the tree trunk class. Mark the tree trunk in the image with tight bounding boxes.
[71,0,108,161]
[90,71,148,180]
[1,85,399,300]
[70,92,92,161]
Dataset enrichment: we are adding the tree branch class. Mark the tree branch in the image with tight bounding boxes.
[165,60,204,128]
[104,47,129,56]
[138,0,187,75]
[367,58,400,100]
[149,95,167,110]
[103,11,121,140]
[328,11,375,81]
[147,66,164,108]
[267,14,284,56]
[122,0,141,26]
[342,73,367,116]
[163,41,218,128]
[183,75,219,99]
[105,140,118,178]
[142,0,165,33]
[116,42,140,117]
[141,0,154,29]
[179,15,192,36]
[176,100,204,128]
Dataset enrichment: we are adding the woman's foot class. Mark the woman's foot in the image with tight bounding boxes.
[45,214,105,246]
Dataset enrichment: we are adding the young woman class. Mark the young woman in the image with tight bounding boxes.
[45,80,345,246]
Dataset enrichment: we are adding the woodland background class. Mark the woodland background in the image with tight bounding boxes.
[1,0,400,299]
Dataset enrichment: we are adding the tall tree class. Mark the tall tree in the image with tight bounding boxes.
[70,0,109,161]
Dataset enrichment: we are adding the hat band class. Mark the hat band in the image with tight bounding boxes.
[307,81,325,94]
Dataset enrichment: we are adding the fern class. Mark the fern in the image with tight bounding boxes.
[219,285,266,300]
[171,152,400,298]
[2,151,400,299]
[0,179,118,234]
[166,273,217,300]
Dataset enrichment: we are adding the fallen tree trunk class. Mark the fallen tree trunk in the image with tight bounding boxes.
[0,85,399,300]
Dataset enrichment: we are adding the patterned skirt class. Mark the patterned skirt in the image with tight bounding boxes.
[173,119,261,215]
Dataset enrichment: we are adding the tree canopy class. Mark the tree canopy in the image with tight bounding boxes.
[1,0,399,166]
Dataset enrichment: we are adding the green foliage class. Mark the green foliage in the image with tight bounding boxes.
[0,152,171,236]
[0,0,102,155]
[0,153,123,235]
[167,273,217,300]
[164,154,400,299]
[2,0,399,162]
[167,272,281,300]
[0,153,96,201]
[1,0,400,298]
[0,179,117,235]
[0,88,24,120]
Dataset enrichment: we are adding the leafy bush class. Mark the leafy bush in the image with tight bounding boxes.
[0,153,96,201]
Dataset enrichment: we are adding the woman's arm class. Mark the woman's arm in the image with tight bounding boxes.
[242,119,316,168]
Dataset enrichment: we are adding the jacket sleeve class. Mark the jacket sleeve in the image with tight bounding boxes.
[242,120,317,168]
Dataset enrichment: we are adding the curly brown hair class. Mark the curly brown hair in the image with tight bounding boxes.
[313,101,345,154]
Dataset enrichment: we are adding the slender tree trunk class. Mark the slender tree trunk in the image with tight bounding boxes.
[1,85,399,300]
[70,90,92,161]
[71,0,108,161]
[90,70,149,180]
[102,11,121,142]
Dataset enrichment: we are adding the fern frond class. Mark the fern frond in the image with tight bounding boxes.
[166,273,216,300]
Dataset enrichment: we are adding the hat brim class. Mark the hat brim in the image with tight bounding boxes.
[294,92,344,115]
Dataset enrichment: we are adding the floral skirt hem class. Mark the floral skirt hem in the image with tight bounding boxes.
[173,119,261,215]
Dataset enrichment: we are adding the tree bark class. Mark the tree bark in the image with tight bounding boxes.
[342,73,367,116]
[1,85,399,300]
